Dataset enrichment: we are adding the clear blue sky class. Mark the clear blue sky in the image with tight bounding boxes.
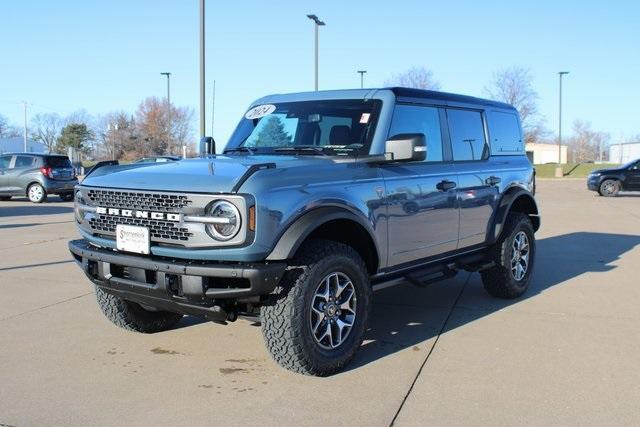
[1,0,638,145]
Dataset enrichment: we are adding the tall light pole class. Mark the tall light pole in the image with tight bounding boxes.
[199,0,206,139]
[160,72,171,153]
[22,101,28,152]
[211,79,216,138]
[357,70,367,88]
[555,71,569,177]
[307,14,325,91]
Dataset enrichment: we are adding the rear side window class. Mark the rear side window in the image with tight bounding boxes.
[46,156,72,168]
[447,109,487,161]
[14,155,35,168]
[0,155,10,168]
[488,111,523,154]
[388,105,443,162]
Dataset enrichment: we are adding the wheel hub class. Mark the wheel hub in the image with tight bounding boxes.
[510,231,530,281]
[310,272,357,350]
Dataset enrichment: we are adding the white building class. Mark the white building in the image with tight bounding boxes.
[609,142,640,164]
[525,142,568,164]
[0,137,46,154]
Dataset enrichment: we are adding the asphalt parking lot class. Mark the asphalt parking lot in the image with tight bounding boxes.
[1,180,639,426]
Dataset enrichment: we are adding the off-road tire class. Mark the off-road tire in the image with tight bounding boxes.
[599,179,620,197]
[0,196,11,201]
[59,192,74,202]
[481,212,535,299]
[261,239,372,376]
[27,183,47,203]
[95,286,183,333]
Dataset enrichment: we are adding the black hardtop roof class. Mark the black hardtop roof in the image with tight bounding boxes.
[388,87,515,110]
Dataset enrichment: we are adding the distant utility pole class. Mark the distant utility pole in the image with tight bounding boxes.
[555,71,569,178]
[211,80,216,138]
[22,101,28,152]
[357,70,367,88]
[307,14,325,91]
[199,0,206,138]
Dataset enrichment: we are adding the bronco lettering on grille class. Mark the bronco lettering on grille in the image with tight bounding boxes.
[96,207,181,222]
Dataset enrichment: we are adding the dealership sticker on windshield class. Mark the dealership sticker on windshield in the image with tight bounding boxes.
[245,104,276,120]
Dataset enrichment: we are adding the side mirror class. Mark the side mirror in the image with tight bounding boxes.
[384,133,426,162]
[199,136,216,156]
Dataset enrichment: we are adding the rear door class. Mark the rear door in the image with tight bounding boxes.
[381,104,459,267]
[0,155,12,193]
[9,155,37,192]
[445,108,499,249]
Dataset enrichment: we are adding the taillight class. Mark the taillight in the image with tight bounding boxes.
[40,167,53,179]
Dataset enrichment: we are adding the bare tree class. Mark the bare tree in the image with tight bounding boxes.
[30,113,62,153]
[485,66,546,144]
[135,97,194,158]
[0,114,21,138]
[568,120,609,163]
[385,66,441,90]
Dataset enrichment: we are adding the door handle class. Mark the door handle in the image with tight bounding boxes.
[436,180,457,191]
[486,176,501,186]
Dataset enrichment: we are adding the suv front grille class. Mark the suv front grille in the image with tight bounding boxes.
[87,189,191,212]
[89,216,193,241]
[85,189,194,242]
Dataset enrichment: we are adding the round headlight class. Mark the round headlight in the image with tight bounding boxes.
[74,191,84,223]
[206,200,241,240]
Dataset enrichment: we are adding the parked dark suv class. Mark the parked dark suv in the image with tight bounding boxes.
[0,153,78,203]
[587,159,640,196]
[69,88,539,376]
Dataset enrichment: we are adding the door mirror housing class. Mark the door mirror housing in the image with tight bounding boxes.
[384,133,426,162]
[199,137,216,156]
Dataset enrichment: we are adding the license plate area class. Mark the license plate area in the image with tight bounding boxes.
[116,224,150,255]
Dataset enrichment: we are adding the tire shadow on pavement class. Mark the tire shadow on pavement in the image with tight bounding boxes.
[346,232,640,371]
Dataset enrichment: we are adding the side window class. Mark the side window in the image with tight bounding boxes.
[388,105,443,162]
[0,155,10,169]
[447,109,487,161]
[488,111,523,154]
[14,156,35,168]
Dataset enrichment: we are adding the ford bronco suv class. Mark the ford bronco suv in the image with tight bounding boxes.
[69,88,539,376]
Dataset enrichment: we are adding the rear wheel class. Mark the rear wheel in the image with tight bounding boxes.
[27,183,47,203]
[95,287,183,333]
[59,192,74,202]
[481,212,535,299]
[261,240,372,376]
[599,179,620,197]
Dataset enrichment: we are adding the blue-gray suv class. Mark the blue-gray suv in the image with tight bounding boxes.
[69,88,540,375]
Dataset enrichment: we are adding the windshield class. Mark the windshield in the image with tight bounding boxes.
[225,99,382,156]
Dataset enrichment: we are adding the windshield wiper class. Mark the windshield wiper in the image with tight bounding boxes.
[273,146,330,156]
[223,146,256,155]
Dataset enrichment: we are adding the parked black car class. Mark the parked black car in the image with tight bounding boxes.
[0,153,78,203]
[587,159,640,196]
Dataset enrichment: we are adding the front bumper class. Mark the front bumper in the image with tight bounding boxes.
[68,239,286,321]
[587,176,600,191]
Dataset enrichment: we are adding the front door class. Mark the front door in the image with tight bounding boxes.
[382,104,459,268]
[626,161,640,190]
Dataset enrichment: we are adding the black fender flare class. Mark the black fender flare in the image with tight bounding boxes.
[488,187,540,244]
[265,207,380,262]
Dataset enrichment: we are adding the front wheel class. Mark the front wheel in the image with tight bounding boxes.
[27,183,47,203]
[95,287,183,333]
[481,213,535,299]
[261,240,372,376]
[599,179,620,197]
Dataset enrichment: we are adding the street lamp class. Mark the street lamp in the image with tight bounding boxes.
[199,0,206,139]
[555,71,569,177]
[357,70,367,89]
[307,14,325,91]
[160,72,171,153]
